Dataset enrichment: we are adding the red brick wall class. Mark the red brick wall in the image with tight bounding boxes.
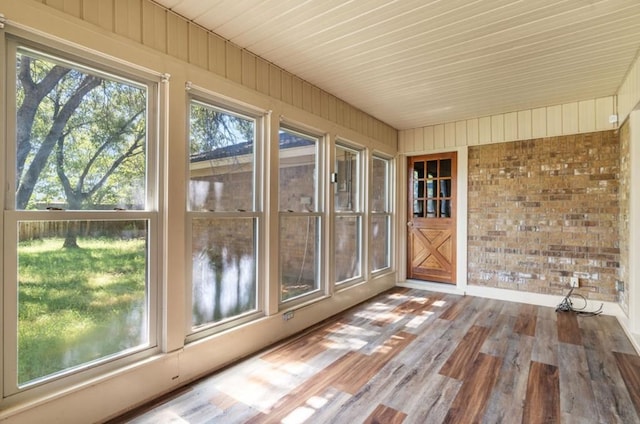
[619,122,630,313]
[467,130,619,301]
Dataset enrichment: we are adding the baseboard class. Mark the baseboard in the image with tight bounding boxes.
[397,281,640,353]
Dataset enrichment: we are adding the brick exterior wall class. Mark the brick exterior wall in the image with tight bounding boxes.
[468,130,620,302]
[618,121,630,313]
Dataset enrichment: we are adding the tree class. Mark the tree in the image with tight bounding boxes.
[16,50,147,247]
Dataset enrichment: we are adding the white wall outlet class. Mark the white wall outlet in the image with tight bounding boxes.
[570,277,579,288]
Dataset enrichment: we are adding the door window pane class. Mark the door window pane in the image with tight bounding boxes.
[191,218,257,327]
[189,102,255,212]
[17,220,149,385]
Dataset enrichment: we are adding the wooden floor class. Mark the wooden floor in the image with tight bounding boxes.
[115,288,640,424]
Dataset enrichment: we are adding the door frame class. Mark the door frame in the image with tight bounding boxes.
[396,147,468,293]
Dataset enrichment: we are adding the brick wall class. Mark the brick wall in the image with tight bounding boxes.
[619,121,630,313]
[468,130,620,302]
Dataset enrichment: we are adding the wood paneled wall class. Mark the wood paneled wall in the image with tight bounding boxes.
[34,0,397,147]
[399,96,616,154]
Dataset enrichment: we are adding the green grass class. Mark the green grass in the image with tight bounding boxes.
[17,237,147,385]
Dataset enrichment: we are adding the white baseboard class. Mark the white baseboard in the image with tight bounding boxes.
[397,281,640,355]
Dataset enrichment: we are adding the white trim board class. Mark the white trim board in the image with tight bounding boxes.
[396,281,640,355]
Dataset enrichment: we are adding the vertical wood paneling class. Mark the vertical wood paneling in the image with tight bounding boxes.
[467,119,479,146]
[256,57,270,95]
[479,117,491,144]
[208,33,226,77]
[142,1,167,53]
[546,105,562,136]
[320,91,330,120]
[517,110,532,140]
[302,82,313,113]
[269,64,282,100]
[280,71,293,104]
[434,124,445,149]
[455,121,467,146]
[292,77,303,109]
[336,99,346,127]
[504,112,518,141]
[398,131,406,153]
[413,127,424,152]
[424,126,435,151]
[242,51,256,90]
[83,0,115,32]
[532,107,547,138]
[114,0,142,43]
[167,12,188,62]
[328,95,337,123]
[578,100,596,133]
[189,24,209,70]
[403,129,415,153]
[562,102,578,135]
[312,86,321,116]
[46,0,81,17]
[596,96,614,130]
[445,122,456,148]
[491,115,504,143]
[225,43,242,84]
[617,55,640,122]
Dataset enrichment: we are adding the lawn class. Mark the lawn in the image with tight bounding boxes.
[17,237,147,385]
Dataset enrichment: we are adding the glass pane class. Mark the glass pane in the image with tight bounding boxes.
[335,216,361,283]
[191,218,257,328]
[426,160,438,178]
[371,215,390,271]
[371,157,388,212]
[413,161,424,179]
[413,200,424,217]
[16,49,147,211]
[427,199,437,217]
[440,159,452,177]
[279,129,317,212]
[17,220,148,385]
[335,146,359,212]
[280,216,319,301]
[189,102,255,212]
[440,179,451,198]
[441,199,451,217]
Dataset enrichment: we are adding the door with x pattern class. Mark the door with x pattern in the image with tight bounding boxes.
[407,152,457,284]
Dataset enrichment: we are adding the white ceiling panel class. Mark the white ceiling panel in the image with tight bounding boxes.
[153,0,640,129]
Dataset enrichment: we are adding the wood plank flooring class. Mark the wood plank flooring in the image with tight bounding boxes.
[114,288,640,424]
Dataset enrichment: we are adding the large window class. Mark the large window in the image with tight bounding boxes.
[371,155,392,272]
[334,143,362,284]
[4,42,158,392]
[279,127,323,303]
[187,98,262,336]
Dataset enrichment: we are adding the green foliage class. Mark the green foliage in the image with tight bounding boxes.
[17,237,147,385]
[189,101,254,155]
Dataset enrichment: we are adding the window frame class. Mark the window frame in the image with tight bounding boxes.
[370,153,393,274]
[2,34,163,400]
[185,90,266,342]
[333,141,364,287]
[278,124,326,307]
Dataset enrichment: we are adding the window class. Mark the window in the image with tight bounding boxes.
[4,42,159,392]
[279,127,323,303]
[334,143,362,284]
[187,98,262,336]
[371,156,392,272]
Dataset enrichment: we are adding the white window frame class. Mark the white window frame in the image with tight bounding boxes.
[334,141,364,287]
[2,33,163,401]
[278,125,326,307]
[185,90,266,342]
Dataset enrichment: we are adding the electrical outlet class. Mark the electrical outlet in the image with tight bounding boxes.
[283,310,294,321]
[570,277,579,288]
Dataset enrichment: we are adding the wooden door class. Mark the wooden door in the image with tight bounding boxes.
[407,152,457,283]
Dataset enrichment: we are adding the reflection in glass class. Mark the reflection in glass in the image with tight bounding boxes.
[279,129,317,212]
[191,218,257,328]
[280,216,319,301]
[17,220,148,385]
[335,216,361,282]
[371,215,390,271]
[189,102,255,212]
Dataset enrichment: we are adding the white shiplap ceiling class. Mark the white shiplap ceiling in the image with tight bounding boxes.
[153,0,640,130]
